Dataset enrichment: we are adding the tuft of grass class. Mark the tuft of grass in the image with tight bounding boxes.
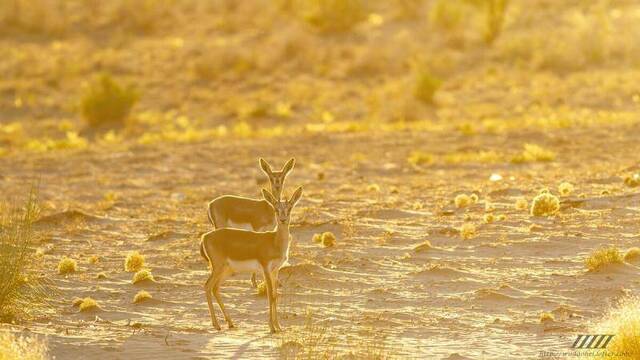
[0,186,50,321]
[57,257,77,275]
[530,192,560,217]
[132,269,154,284]
[585,247,623,272]
[590,297,640,360]
[96,272,107,280]
[624,248,640,262]
[124,251,145,272]
[558,182,574,196]
[88,255,99,264]
[454,194,472,208]
[460,223,476,240]
[0,330,47,360]
[470,194,479,204]
[321,232,337,247]
[133,290,152,304]
[623,174,640,187]
[540,312,555,323]
[413,67,442,104]
[71,297,83,307]
[366,184,381,192]
[511,144,556,163]
[515,197,528,211]
[300,0,367,33]
[312,233,322,243]
[80,74,139,128]
[78,297,98,312]
[408,151,434,166]
[483,214,495,223]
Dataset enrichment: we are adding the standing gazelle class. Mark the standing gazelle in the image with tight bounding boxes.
[205,158,295,287]
[200,186,302,333]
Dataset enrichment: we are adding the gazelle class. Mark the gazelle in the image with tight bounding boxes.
[205,158,295,287]
[200,186,302,333]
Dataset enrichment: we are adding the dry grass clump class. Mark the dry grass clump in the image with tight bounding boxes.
[511,144,556,163]
[460,223,476,240]
[320,232,336,247]
[413,67,442,104]
[88,255,99,264]
[133,290,152,304]
[624,173,640,187]
[124,251,145,272]
[454,194,472,208]
[57,257,77,275]
[132,269,155,284]
[590,297,640,360]
[483,214,495,223]
[80,74,139,128]
[299,0,367,33]
[514,197,528,210]
[78,297,98,312]
[585,247,623,272]
[366,183,381,192]
[256,281,267,297]
[530,192,560,216]
[558,182,574,196]
[624,248,640,262]
[539,312,555,323]
[482,0,509,45]
[0,330,47,360]
[0,186,49,321]
[408,151,434,166]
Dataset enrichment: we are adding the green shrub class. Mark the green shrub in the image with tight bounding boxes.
[300,0,367,33]
[0,186,49,322]
[80,74,139,128]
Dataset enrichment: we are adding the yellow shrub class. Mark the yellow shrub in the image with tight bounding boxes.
[57,257,77,275]
[408,151,434,166]
[132,269,154,284]
[624,248,640,262]
[460,223,476,240]
[484,214,495,223]
[515,197,528,211]
[80,74,139,128]
[530,193,560,216]
[540,312,555,323]
[591,297,640,359]
[511,144,556,163]
[585,247,623,271]
[133,290,152,303]
[78,297,98,312]
[321,232,336,247]
[558,182,574,196]
[124,251,145,272]
[454,194,472,208]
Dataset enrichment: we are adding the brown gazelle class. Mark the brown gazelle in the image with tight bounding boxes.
[200,186,302,333]
[206,158,295,287]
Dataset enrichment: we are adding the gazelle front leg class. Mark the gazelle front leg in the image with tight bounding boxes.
[261,263,278,333]
[204,271,221,330]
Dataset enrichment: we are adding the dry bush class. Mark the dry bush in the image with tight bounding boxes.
[511,144,556,163]
[113,0,173,33]
[590,297,640,359]
[57,257,77,275]
[539,312,554,323]
[482,0,509,45]
[80,74,139,129]
[454,194,472,208]
[78,297,98,312]
[124,251,145,272]
[558,182,574,196]
[133,290,152,303]
[624,248,640,262]
[428,0,469,32]
[585,247,623,272]
[514,197,528,211]
[132,269,154,284]
[298,0,367,33]
[0,186,49,322]
[413,66,442,104]
[408,151,434,166]
[530,192,559,217]
[0,0,68,35]
[460,223,476,240]
[0,330,47,360]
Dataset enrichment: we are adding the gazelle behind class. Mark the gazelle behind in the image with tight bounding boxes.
[200,186,302,333]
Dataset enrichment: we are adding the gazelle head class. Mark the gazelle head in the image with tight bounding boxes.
[259,158,295,200]
[262,186,303,226]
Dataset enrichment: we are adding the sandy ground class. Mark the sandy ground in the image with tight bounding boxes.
[1,121,639,359]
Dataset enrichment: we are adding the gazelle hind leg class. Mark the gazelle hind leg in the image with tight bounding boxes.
[204,271,221,330]
[261,264,277,333]
[213,267,234,328]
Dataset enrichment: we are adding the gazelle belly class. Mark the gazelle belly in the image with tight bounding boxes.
[227,259,261,273]
[226,219,255,231]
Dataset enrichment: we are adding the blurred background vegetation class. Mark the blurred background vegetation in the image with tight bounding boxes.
[0,0,639,153]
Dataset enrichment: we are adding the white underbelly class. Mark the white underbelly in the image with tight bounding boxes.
[226,220,255,231]
[227,259,261,273]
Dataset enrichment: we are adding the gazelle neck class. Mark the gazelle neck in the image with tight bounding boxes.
[274,221,291,255]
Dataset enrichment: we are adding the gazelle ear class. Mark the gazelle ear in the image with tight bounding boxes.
[282,158,295,175]
[262,188,278,207]
[259,158,273,175]
[288,186,303,208]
